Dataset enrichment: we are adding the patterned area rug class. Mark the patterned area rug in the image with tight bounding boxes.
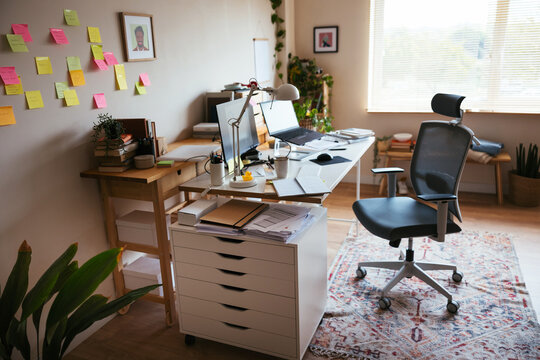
[309,229,540,359]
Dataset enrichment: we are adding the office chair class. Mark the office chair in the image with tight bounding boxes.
[353,93,476,313]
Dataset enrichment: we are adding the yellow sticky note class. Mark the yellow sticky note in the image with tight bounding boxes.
[54,82,69,99]
[63,89,79,106]
[135,82,146,95]
[25,90,44,109]
[87,27,101,43]
[35,57,53,75]
[69,70,85,86]
[91,44,104,60]
[114,64,127,90]
[0,106,16,126]
[5,76,23,95]
[64,9,80,26]
[6,34,29,52]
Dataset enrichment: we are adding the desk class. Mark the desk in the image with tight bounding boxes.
[377,150,511,205]
[80,138,218,326]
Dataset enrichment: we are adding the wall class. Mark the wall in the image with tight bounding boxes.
[0,0,275,356]
[294,0,540,191]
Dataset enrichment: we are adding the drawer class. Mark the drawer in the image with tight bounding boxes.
[173,247,294,281]
[172,231,295,264]
[177,277,296,318]
[176,262,295,298]
[179,295,296,338]
[181,313,297,359]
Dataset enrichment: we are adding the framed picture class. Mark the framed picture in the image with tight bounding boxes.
[313,26,338,53]
[120,12,156,62]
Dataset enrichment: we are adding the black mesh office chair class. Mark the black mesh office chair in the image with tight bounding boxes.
[353,94,476,313]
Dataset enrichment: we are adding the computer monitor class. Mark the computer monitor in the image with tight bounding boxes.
[216,98,259,167]
[259,100,299,135]
[206,91,235,123]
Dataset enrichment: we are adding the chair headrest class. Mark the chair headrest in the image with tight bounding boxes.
[431,93,465,118]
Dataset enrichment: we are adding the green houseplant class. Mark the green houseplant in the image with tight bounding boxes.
[508,143,540,206]
[0,241,160,360]
[91,113,125,144]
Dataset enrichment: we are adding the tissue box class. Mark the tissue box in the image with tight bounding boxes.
[123,256,163,297]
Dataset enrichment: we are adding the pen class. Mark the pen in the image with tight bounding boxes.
[330,148,346,151]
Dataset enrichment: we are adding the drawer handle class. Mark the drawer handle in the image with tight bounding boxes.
[218,269,246,276]
[217,253,245,260]
[220,284,247,292]
[217,237,244,244]
[223,322,249,330]
[221,304,247,312]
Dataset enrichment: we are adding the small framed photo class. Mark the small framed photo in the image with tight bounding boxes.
[120,12,156,62]
[313,26,338,53]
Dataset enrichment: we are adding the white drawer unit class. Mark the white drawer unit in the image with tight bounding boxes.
[170,206,327,360]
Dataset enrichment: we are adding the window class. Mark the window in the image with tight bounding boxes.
[368,0,540,113]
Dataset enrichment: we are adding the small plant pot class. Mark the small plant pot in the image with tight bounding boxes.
[298,118,314,130]
[508,170,540,207]
[377,139,391,152]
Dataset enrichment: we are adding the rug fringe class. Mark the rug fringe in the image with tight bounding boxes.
[309,345,367,360]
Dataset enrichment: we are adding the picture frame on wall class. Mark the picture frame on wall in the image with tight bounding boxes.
[313,26,338,53]
[120,12,156,62]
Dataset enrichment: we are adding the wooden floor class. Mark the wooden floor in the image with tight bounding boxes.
[66,184,540,360]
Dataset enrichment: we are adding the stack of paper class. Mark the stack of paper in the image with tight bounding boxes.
[327,128,374,143]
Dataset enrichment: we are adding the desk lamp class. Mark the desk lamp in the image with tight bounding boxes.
[229,80,299,188]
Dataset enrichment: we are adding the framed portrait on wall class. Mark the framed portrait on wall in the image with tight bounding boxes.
[313,26,338,53]
[120,12,156,61]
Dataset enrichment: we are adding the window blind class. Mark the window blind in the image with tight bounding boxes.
[368,0,540,113]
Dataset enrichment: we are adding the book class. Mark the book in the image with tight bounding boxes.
[178,199,218,226]
[95,133,133,146]
[156,160,174,168]
[94,142,138,156]
[95,150,136,165]
[117,118,148,140]
[200,199,268,228]
[98,163,132,172]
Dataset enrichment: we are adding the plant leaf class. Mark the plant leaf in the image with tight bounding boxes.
[7,319,30,360]
[42,317,66,360]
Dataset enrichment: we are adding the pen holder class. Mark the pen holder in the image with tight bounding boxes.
[210,162,225,186]
[274,156,289,179]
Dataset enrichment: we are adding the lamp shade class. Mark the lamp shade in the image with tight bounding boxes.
[273,83,300,101]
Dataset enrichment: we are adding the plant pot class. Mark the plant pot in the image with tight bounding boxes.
[298,118,314,130]
[508,170,540,207]
[377,139,391,152]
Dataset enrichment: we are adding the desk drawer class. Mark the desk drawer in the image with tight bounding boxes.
[176,262,295,298]
[181,313,297,359]
[177,277,295,318]
[173,247,294,281]
[179,295,296,338]
[172,231,294,264]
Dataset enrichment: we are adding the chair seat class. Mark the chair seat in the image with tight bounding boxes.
[352,197,461,243]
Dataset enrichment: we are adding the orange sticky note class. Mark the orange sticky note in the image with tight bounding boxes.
[93,93,107,108]
[0,106,16,126]
[25,90,44,109]
[69,70,85,86]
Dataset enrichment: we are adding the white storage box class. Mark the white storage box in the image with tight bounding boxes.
[123,256,163,297]
[116,210,170,247]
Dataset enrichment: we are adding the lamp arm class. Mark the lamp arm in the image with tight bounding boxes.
[232,84,258,127]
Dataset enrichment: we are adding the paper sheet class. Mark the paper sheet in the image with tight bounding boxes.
[54,82,69,98]
[6,34,28,52]
[0,106,16,126]
[25,90,44,109]
[90,44,104,60]
[50,28,69,44]
[35,57,53,74]
[66,56,82,71]
[64,9,80,26]
[135,82,146,94]
[114,64,127,90]
[0,67,20,85]
[12,24,32,42]
[94,59,108,70]
[69,70,85,86]
[5,76,23,95]
[63,89,79,106]
[103,52,118,65]
[139,73,151,86]
[159,144,221,162]
[93,93,107,108]
[87,27,101,43]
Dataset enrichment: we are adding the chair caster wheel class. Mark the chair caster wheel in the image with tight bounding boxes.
[378,297,391,310]
[184,334,196,345]
[452,271,463,282]
[446,300,460,313]
[356,267,367,279]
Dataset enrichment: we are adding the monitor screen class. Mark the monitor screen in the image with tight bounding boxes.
[259,100,298,135]
[216,98,259,166]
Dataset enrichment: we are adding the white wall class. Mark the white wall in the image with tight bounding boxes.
[0,0,275,356]
[294,0,540,191]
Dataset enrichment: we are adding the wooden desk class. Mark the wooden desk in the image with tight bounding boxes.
[377,150,511,205]
[81,138,218,326]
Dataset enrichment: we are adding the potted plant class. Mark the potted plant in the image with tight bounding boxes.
[508,143,540,206]
[91,113,125,144]
[373,135,392,169]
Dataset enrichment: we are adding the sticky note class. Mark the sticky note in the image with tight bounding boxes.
[69,70,85,86]
[0,67,20,85]
[35,57,53,75]
[0,106,16,126]
[139,73,151,86]
[93,93,107,108]
[135,82,146,95]
[94,59,108,70]
[50,28,69,44]
[66,56,82,71]
[63,89,79,106]
[12,24,32,42]
[54,82,69,99]
[87,27,102,43]
[25,90,44,109]
[103,52,119,66]
[114,64,127,90]
[6,34,28,52]
[64,9,80,26]
[5,76,23,95]
[90,44,104,60]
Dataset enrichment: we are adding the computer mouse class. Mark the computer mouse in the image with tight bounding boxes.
[317,153,333,162]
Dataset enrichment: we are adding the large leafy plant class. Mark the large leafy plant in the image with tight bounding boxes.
[515,143,539,178]
[0,241,160,360]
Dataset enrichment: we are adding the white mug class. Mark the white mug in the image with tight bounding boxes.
[210,162,225,186]
[274,156,289,179]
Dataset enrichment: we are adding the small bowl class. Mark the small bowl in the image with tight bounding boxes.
[393,133,413,142]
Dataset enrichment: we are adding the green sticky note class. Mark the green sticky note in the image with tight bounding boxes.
[135,82,147,95]
[35,57,53,75]
[64,9,80,26]
[6,34,29,52]
[54,82,69,99]
[91,44,104,60]
[66,56,82,71]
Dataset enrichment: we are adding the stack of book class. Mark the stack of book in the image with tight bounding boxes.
[192,123,220,139]
[390,139,414,152]
[95,134,138,172]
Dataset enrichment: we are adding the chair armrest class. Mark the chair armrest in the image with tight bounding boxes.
[418,194,457,243]
[371,167,404,174]
[371,168,404,198]
[417,194,457,202]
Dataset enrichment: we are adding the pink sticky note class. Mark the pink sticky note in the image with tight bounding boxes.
[12,24,32,42]
[0,67,20,85]
[94,59,108,71]
[93,93,107,108]
[139,73,151,86]
[103,52,119,66]
[50,28,69,44]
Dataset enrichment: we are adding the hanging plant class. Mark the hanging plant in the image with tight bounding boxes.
[270,0,285,82]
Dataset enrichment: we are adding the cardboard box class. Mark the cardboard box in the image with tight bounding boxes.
[116,210,170,247]
[123,256,163,297]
